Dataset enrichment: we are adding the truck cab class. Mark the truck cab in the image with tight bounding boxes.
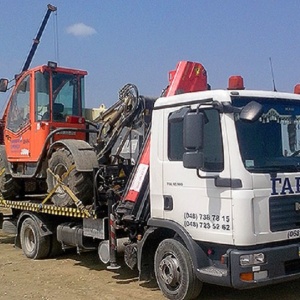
[149,87,300,290]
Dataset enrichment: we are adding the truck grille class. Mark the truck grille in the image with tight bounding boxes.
[269,195,300,232]
[285,259,300,275]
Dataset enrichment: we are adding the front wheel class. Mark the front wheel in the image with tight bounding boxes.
[154,239,202,300]
[20,217,50,259]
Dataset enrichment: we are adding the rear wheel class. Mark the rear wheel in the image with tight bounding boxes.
[154,239,202,300]
[47,148,93,207]
[20,217,50,259]
[0,156,22,199]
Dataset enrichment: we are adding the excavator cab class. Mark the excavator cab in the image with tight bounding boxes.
[0,5,95,202]
[2,62,87,169]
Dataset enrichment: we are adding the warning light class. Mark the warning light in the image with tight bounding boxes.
[294,84,300,94]
[228,76,245,90]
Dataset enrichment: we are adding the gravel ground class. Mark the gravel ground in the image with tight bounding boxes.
[1,207,300,299]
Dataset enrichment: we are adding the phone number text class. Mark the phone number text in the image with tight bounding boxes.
[183,212,231,231]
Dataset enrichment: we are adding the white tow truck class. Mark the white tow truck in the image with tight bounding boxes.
[1,61,300,300]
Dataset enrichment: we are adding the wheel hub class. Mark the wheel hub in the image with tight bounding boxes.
[24,228,35,252]
[159,254,181,287]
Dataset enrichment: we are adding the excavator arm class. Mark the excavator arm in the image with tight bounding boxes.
[22,4,57,72]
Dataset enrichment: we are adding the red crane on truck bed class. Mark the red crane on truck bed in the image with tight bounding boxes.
[117,61,208,219]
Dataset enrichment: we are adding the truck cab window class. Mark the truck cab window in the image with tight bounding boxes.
[168,120,184,161]
[7,74,30,132]
[168,108,224,172]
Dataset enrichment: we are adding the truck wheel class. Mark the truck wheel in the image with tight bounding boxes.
[20,217,50,259]
[0,156,22,199]
[154,239,202,300]
[47,148,93,207]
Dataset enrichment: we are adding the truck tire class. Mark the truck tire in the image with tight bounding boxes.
[154,239,202,300]
[20,217,50,259]
[47,148,93,207]
[0,156,22,199]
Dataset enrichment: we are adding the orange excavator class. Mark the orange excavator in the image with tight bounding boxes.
[0,4,93,206]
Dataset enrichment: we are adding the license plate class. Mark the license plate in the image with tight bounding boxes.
[287,229,300,239]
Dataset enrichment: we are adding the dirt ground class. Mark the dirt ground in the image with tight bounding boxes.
[1,207,300,300]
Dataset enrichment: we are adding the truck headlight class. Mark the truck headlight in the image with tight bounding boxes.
[240,253,265,266]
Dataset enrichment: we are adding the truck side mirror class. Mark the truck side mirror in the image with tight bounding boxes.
[0,78,8,92]
[183,112,204,169]
[239,101,263,122]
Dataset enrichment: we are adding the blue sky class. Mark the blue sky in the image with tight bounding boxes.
[0,1,300,111]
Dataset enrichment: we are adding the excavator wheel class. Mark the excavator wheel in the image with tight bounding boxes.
[47,148,93,207]
[0,156,22,199]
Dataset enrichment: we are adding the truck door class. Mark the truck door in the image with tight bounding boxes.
[161,107,233,244]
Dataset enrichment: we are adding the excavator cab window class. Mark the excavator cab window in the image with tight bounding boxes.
[35,71,50,121]
[6,74,31,132]
[51,72,83,121]
[34,70,84,122]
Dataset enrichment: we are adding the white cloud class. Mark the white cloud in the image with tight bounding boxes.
[66,23,97,37]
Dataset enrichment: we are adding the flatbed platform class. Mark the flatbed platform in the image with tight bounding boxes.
[0,197,92,218]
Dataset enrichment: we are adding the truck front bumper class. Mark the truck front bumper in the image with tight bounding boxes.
[196,241,300,289]
[230,242,300,289]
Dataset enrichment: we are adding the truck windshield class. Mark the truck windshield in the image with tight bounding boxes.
[232,96,300,173]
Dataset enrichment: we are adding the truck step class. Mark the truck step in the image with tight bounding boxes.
[2,219,17,235]
[198,266,228,277]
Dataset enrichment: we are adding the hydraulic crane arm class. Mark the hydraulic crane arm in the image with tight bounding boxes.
[22,4,57,72]
[108,61,208,268]
[116,61,208,221]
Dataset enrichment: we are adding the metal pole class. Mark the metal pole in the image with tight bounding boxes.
[107,190,120,270]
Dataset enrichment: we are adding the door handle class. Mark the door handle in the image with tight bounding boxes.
[163,195,173,211]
